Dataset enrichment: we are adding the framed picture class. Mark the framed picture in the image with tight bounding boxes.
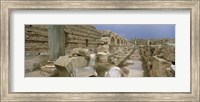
[1,0,199,101]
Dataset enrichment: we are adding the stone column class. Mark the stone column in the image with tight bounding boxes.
[134,39,137,46]
[48,25,65,60]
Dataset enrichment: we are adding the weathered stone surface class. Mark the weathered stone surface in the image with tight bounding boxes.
[99,37,110,44]
[54,55,88,76]
[110,46,117,53]
[139,44,175,77]
[54,55,70,68]
[115,47,124,54]
[79,48,90,57]
[64,25,102,48]
[162,44,175,62]
[70,57,88,68]
[25,69,56,77]
[97,44,110,53]
[70,48,91,58]
[25,70,45,77]
[41,65,57,75]
[109,56,118,65]
[71,48,82,56]
[149,56,171,77]
[97,53,110,63]
[132,38,175,46]
[40,70,57,77]
[152,46,163,56]
[88,54,96,67]
[166,65,175,77]
[25,55,48,73]
[94,62,113,77]
[76,67,98,77]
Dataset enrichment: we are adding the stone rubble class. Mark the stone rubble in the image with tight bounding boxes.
[139,43,175,77]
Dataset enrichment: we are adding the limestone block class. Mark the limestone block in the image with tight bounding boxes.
[40,71,57,77]
[149,56,171,77]
[40,64,58,77]
[110,47,117,53]
[71,48,82,56]
[109,56,118,65]
[25,70,46,77]
[41,64,57,74]
[55,55,88,77]
[162,44,175,62]
[54,55,71,76]
[69,57,88,69]
[88,54,96,67]
[144,46,153,56]
[76,67,98,77]
[100,37,110,44]
[166,67,175,77]
[54,55,70,68]
[70,48,90,57]
[97,44,110,53]
[94,62,113,77]
[97,53,110,63]
[79,48,90,57]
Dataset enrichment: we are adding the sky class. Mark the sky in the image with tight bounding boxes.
[95,24,175,39]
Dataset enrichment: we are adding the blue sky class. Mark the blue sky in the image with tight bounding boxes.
[95,24,175,39]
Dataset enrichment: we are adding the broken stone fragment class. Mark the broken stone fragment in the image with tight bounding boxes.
[70,48,91,58]
[99,37,110,45]
[94,62,113,77]
[54,55,72,77]
[41,65,57,75]
[152,46,163,56]
[54,55,88,77]
[97,52,110,63]
[166,67,175,77]
[76,67,98,77]
[70,48,82,56]
[109,56,118,65]
[70,57,88,69]
[162,44,175,62]
[149,56,172,77]
[97,44,110,53]
[54,55,70,68]
[88,54,96,67]
[166,65,175,77]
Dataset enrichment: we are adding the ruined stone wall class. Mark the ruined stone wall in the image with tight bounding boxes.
[139,44,175,77]
[64,25,102,49]
[25,25,48,55]
[134,39,175,46]
[25,25,102,55]
[100,30,130,46]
